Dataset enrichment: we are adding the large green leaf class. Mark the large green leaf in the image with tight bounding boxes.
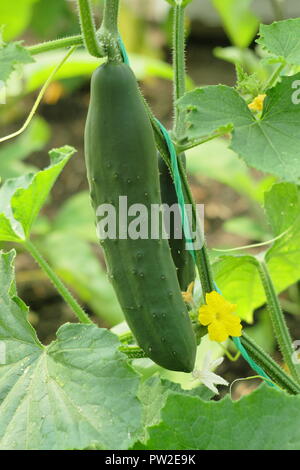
[213,182,300,322]
[0,250,141,450]
[212,0,259,48]
[178,74,300,183]
[0,146,75,241]
[213,255,264,323]
[257,18,300,65]
[266,184,300,296]
[136,376,213,445]
[142,386,300,450]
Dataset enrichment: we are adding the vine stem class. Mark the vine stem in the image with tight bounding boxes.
[23,239,92,325]
[28,35,84,55]
[270,0,284,20]
[99,0,122,62]
[241,333,300,394]
[119,345,147,359]
[173,3,186,140]
[263,62,285,91]
[77,0,104,57]
[257,260,300,383]
[0,46,76,144]
[101,0,120,36]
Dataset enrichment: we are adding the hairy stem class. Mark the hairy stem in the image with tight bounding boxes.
[99,0,122,62]
[241,333,300,394]
[257,260,300,383]
[28,35,84,55]
[101,0,120,36]
[119,345,147,359]
[23,240,92,325]
[77,0,104,57]
[173,4,186,139]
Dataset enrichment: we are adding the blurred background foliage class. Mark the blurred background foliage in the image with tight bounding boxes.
[1,0,300,391]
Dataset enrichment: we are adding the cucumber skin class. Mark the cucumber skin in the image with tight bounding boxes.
[84,62,196,372]
[158,153,195,291]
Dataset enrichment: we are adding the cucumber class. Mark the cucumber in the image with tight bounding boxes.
[84,62,196,372]
[158,152,195,291]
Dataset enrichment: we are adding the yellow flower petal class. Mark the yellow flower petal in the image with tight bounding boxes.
[198,290,242,342]
[198,305,214,326]
[248,94,266,112]
[208,321,229,342]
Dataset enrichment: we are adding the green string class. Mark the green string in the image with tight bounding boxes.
[118,34,275,387]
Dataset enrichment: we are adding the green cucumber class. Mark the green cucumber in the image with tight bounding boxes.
[158,152,195,291]
[84,62,196,372]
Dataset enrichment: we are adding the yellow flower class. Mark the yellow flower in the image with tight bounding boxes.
[182,281,195,304]
[248,94,266,112]
[198,291,242,342]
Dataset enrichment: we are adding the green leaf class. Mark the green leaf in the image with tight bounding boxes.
[136,376,213,446]
[142,386,300,449]
[0,146,75,241]
[213,255,264,323]
[0,251,141,450]
[178,73,300,183]
[212,0,259,48]
[213,183,300,322]
[0,117,50,179]
[257,19,300,65]
[264,182,300,235]
[0,40,34,83]
[265,183,300,296]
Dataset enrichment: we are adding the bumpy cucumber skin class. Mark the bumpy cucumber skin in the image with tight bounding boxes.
[158,153,195,291]
[85,62,196,372]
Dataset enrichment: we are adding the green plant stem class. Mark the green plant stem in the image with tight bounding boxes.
[263,62,285,91]
[101,0,120,36]
[241,333,300,394]
[78,0,104,57]
[118,331,134,343]
[99,0,122,62]
[119,345,147,359]
[27,35,84,55]
[176,130,229,152]
[173,4,186,140]
[257,260,300,383]
[23,239,92,325]
[270,0,284,20]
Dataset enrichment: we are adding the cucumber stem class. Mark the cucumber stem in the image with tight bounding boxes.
[77,0,104,58]
[99,0,122,62]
